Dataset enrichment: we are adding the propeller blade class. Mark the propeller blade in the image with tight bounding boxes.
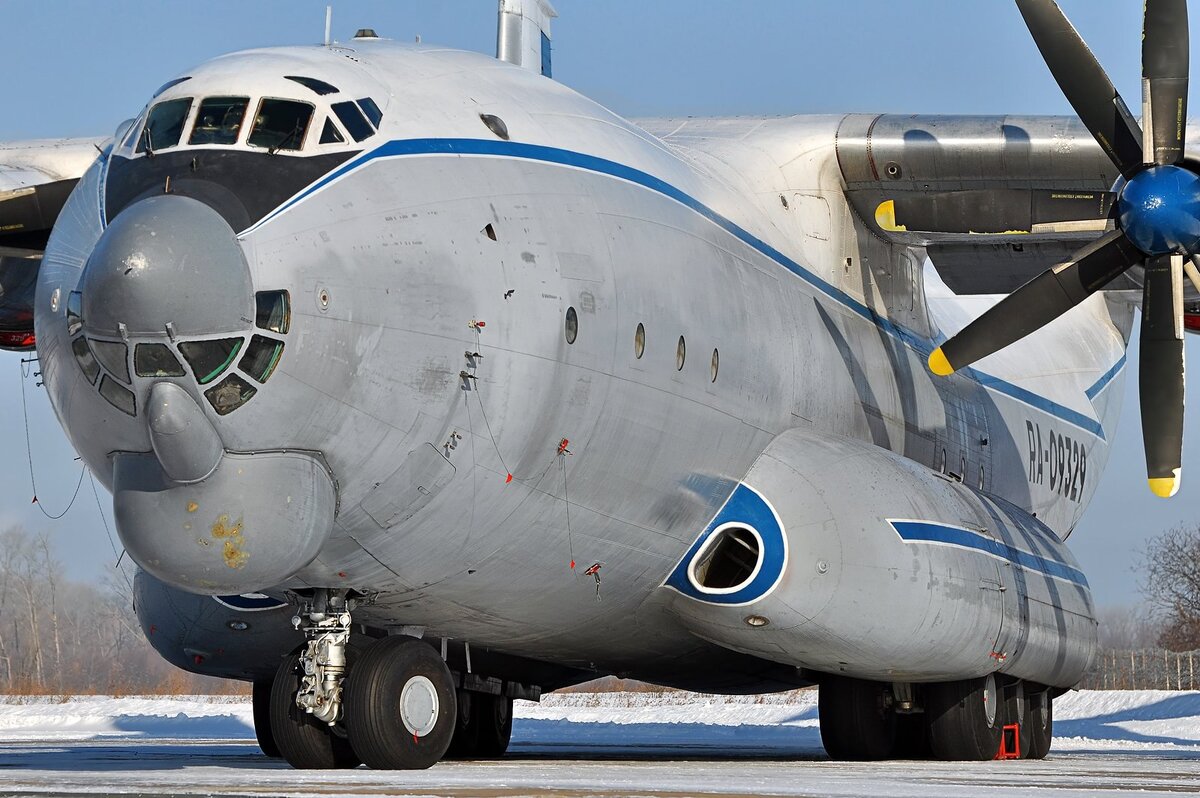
[1142,0,1190,165]
[1016,0,1145,178]
[874,189,1116,236]
[929,230,1143,375]
[1140,254,1186,496]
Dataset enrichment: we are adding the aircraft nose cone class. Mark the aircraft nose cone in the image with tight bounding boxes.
[79,195,252,338]
[1117,165,1200,256]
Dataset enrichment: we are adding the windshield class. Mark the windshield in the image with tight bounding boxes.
[247,99,314,152]
[137,98,193,153]
[189,96,249,145]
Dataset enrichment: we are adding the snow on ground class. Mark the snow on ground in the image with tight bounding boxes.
[0,690,1197,797]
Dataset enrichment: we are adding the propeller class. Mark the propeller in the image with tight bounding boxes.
[929,0,1197,497]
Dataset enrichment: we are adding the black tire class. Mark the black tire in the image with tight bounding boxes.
[269,652,361,770]
[927,674,1004,760]
[1025,688,1053,760]
[445,690,480,759]
[1002,680,1032,758]
[818,676,896,761]
[474,694,514,757]
[892,711,931,759]
[344,636,457,769]
[252,679,281,758]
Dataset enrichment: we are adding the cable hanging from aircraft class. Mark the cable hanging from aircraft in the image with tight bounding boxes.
[17,359,85,520]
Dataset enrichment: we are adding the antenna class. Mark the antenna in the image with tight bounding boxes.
[324,6,332,46]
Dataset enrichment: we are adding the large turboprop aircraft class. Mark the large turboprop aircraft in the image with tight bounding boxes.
[0,0,1188,767]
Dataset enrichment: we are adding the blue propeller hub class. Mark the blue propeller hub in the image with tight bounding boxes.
[1117,165,1200,256]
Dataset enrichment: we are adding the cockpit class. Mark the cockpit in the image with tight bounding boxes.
[116,75,386,157]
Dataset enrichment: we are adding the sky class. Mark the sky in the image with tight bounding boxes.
[0,0,1193,609]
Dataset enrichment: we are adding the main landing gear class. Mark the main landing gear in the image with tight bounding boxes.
[819,674,1054,761]
[259,590,518,770]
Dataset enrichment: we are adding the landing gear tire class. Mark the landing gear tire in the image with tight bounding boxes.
[344,636,457,769]
[892,711,931,759]
[474,694,514,757]
[269,653,360,769]
[818,676,895,760]
[1025,688,1053,760]
[1002,680,1031,758]
[445,690,480,759]
[252,679,280,758]
[927,673,1003,760]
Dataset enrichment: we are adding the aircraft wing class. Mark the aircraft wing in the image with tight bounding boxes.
[0,137,105,350]
[0,138,105,255]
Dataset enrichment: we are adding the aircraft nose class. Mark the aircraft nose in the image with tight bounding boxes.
[79,195,252,339]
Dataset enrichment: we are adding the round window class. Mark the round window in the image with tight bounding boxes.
[711,348,719,382]
[565,307,578,344]
[634,323,645,359]
[676,336,686,371]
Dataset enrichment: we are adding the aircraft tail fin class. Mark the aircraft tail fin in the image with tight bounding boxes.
[496,0,557,77]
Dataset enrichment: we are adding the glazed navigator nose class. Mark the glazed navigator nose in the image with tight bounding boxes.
[79,195,253,339]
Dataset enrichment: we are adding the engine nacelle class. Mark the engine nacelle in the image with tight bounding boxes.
[661,427,1097,688]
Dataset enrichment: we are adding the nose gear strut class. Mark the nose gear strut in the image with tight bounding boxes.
[292,590,356,725]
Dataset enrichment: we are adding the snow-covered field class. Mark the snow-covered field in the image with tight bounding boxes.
[0,689,1195,797]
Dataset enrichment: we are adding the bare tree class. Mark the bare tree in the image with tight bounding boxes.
[1097,603,1162,650]
[1140,525,1200,650]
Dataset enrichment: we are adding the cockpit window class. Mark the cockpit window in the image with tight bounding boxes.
[285,75,340,96]
[248,98,314,152]
[331,101,373,142]
[70,336,100,385]
[99,375,137,417]
[357,98,383,128]
[66,291,83,336]
[152,77,191,98]
[319,117,346,145]
[205,374,256,415]
[255,291,291,333]
[137,97,193,153]
[239,335,284,383]
[90,339,130,384]
[179,338,243,384]
[135,343,186,377]
[189,97,250,145]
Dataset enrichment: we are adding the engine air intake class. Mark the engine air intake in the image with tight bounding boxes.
[690,525,762,592]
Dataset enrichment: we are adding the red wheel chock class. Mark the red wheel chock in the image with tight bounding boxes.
[995,723,1021,760]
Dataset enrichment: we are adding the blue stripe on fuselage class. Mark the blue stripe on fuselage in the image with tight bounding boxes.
[888,519,1088,587]
[247,137,1113,439]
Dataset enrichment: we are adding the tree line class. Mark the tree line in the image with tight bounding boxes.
[0,525,241,695]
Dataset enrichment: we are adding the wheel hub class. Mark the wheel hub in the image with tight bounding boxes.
[399,675,440,737]
[1117,164,1200,255]
[982,674,997,727]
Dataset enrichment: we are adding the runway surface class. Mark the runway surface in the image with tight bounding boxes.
[0,690,1196,797]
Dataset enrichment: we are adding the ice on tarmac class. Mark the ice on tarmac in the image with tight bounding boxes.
[0,689,1196,796]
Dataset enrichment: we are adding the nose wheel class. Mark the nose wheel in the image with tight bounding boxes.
[269,651,361,769]
[343,636,458,769]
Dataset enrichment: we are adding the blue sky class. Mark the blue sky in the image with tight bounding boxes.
[0,0,1193,608]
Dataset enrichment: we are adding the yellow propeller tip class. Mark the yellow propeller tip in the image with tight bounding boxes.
[1148,476,1181,498]
[874,200,907,232]
[928,347,955,377]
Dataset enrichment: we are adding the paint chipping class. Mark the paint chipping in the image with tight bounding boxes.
[210,514,249,570]
[186,502,198,513]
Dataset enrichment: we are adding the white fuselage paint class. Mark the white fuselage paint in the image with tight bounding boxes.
[36,41,1128,684]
